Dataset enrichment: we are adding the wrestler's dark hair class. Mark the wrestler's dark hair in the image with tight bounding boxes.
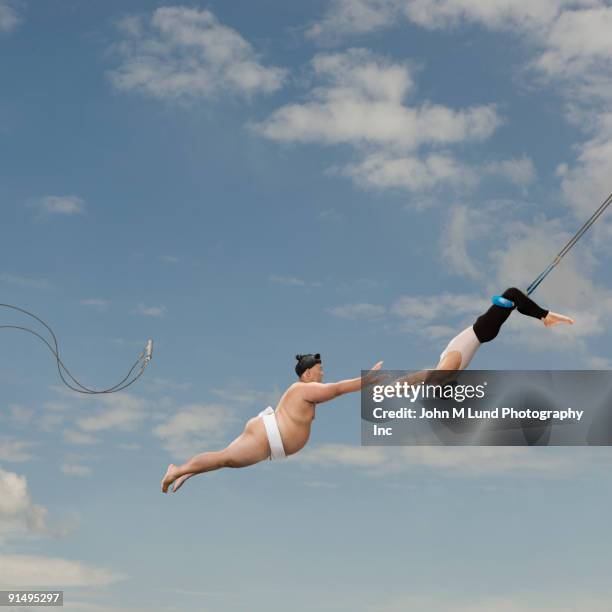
[295,353,321,377]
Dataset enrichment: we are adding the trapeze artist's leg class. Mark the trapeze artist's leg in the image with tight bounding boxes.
[474,287,573,342]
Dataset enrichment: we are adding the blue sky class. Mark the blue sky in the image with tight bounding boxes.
[2,1,612,610]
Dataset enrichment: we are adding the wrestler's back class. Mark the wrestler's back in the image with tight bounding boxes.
[274,384,316,456]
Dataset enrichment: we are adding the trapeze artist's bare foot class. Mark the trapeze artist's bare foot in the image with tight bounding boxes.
[161,464,178,493]
[171,473,194,493]
[543,312,575,327]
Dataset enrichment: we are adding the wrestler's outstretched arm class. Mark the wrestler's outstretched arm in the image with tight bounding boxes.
[301,361,384,404]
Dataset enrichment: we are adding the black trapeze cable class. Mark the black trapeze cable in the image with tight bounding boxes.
[526,191,612,296]
[491,190,612,308]
[0,303,153,394]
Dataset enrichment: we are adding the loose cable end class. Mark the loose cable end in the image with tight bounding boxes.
[144,339,154,363]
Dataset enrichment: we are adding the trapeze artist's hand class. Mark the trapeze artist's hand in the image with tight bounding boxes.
[364,361,388,386]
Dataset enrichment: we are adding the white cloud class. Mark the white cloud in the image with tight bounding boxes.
[310,0,599,40]
[80,298,109,311]
[307,0,399,39]
[32,195,86,215]
[254,48,501,195]
[76,394,147,433]
[153,403,237,459]
[0,554,124,588]
[145,377,193,392]
[328,302,387,319]
[60,602,144,612]
[0,437,36,462]
[212,384,282,408]
[390,292,485,322]
[440,204,484,279]
[558,119,612,222]
[299,443,610,477]
[399,0,594,32]
[2,404,34,426]
[254,49,499,150]
[340,153,535,194]
[63,429,99,445]
[158,255,180,263]
[0,470,119,592]
[585,355,612,369]
[109,6,286,102]
[374,591,612,612]
[0,272,50,289]
[132,303,166,317]
[61,462,93,477]
[342,151,477,193]
[37,410,66,432]
[484,156,537,187]
[308,2,611,217]
[0,467,55,541]
[533,6,612,83]
[0,0,21,33]
[117,442,141,451]
[269,274,322,287]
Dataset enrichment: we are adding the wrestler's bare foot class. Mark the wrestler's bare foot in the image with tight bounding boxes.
[171,473,194,493]
[543,312,575,327]
[161,464,178,493]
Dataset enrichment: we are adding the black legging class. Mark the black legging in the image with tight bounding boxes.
[473,288,549,343]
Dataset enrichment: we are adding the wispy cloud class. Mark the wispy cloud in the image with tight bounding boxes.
[2,404,34,426]
[132,303,166,317]
[328,302,386,319]
[440,204,489,280]
[484,156,537,187]
[75,394,148,433]
[109,6,286,103]
[152,403,237,459]
[212,384,282,408]
[0,554,125,588]
[308,0,581,41]
[0,0,22,33]
[269,274,323,288]
[390,292,485,323]
[158,255,180,263]
[0,272,51,290]
[63,429,99,446]
[30,195,86,215]
[341,151,479,193]
[145,377,193,392]
[299,444,611,478]
[374,591,612,612]
[60,454,93,477]
[0,437,36,462]
[80,298,109,311]
[307,0,399,40]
